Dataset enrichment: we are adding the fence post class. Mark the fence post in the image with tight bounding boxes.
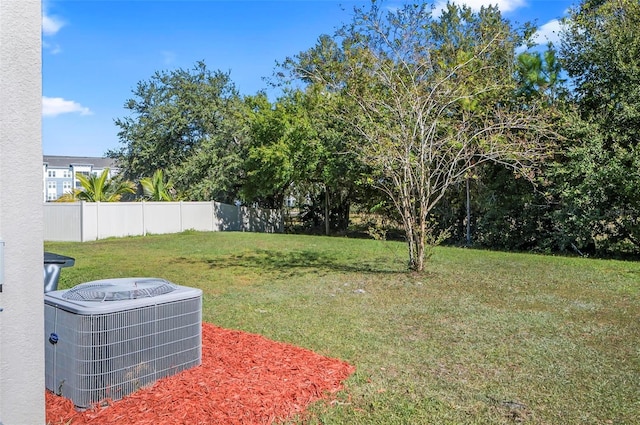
[80,201,85,242]
[142,201,146,236]
[211,200,216,231]
[96,201,100,240]
[180,201,183,232]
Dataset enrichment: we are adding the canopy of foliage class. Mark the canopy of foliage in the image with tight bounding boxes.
[109,0,640,264]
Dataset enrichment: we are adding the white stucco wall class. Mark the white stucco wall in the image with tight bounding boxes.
[0,1,45,424]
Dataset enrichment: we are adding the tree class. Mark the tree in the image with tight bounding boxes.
[58,169,135,202]
[461,46,568,251]
[110,61,247,203]
[139,169,179,201]
[284,2,556,271]
[516,45,565,101]
[241,91,312,209]
[560,0,640,147]
[556,0,640,255]
[296,85,370,235]
[242,87,367,234]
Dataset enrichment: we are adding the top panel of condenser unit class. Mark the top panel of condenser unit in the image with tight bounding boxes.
[44,277,202,315]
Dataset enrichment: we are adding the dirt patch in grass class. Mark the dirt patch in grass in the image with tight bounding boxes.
[46,322,355,424]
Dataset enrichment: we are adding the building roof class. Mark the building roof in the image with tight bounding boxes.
[43,155,118,169]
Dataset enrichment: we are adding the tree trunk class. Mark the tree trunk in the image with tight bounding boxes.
[404,208,427,272]
[466,177,472,246]
[407,228,426,272]
[324,185,330,236]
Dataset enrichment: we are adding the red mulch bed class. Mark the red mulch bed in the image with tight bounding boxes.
[46,322,355,424]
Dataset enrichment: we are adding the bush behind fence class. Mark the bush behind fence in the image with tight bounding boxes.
[44,201,283,242]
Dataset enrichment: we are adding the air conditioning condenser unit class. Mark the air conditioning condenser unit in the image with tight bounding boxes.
[44,277,202,408]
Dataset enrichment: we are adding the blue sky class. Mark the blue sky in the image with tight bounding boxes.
[42,0,576,157]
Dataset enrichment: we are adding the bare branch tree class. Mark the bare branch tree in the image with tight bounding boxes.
[286,2,556,271]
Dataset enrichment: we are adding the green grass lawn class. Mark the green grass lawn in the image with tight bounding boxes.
[46,231,640,424]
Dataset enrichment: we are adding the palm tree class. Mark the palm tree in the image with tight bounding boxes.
[139,169,178,201]
[60,168,135,202]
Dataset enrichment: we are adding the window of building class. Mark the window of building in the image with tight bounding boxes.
[47,192,57,201]
[63,181,72,192]
[48,170,56,178]
[47,181,56,190]
[63,170,72,178]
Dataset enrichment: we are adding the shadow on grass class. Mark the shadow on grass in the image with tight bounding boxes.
[205,249,406,276]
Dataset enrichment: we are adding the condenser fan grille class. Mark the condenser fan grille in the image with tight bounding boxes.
[62,278,177,301]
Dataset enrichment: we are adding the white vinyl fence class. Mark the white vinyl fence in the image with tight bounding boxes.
[44,201,283,242]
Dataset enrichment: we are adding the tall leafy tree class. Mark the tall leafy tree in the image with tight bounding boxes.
[110,61,247,203]
[287,85,367,234]
[557,0,640,254]
[241,91,314,209]
[284,1,556,271]
[243,87,366,233]
[561,0,640,146]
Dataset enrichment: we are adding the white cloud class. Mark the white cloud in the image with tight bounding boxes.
[433,0,527,16]
[43,41,62,55]
[42,3,65,54]
[42,13,64,36]
[43,97,92,117]
[530,19,562,45]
